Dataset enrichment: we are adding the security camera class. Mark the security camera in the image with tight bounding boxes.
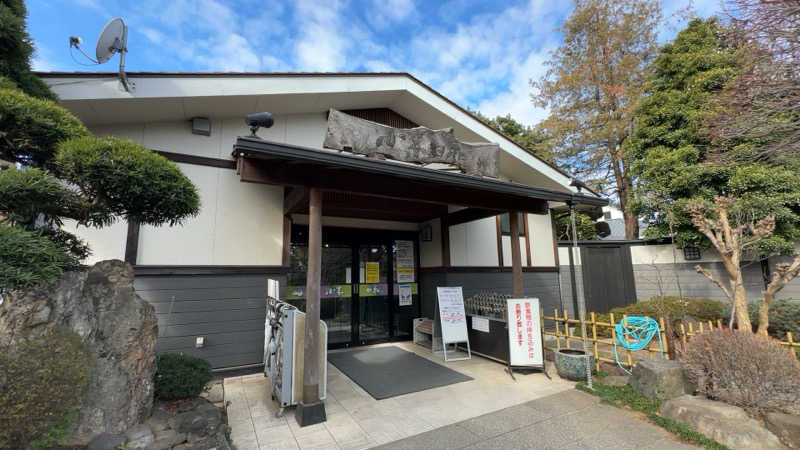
[245,112,274,137]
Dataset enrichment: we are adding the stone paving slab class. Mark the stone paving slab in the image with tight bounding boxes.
[375,390,700,450]
[225,342,575,450]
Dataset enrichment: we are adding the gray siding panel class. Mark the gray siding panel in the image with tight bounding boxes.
[134,274,283,369]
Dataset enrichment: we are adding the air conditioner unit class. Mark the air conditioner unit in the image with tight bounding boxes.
[264,297,327,417]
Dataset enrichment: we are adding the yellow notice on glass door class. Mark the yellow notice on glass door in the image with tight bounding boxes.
[365,262,380,283]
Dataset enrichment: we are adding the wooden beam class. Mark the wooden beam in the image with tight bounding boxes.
[441,216,451,267]
[302,187,323,407]
[509,211,524,297]
[524,213,532,266]
[237,157,549,214]
[284,187,308,215]
[282,216,292,266]
[495,215,504,267]
[446,207,503,227]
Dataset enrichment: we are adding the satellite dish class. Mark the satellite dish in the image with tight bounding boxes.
[96,18,125,63]
[69,17,133,92]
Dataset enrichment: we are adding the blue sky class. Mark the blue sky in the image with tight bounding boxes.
[28,0,720,126]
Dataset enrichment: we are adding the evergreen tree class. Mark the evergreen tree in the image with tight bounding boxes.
[629,18,800,331]
[0,0,55,99]
[0,6,200,290]
[534,0,662,239]
[629,18,800,255]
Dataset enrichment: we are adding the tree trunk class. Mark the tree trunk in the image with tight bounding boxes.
[757,292,772,335]
[732,275,751,331]
[623,208,639,240]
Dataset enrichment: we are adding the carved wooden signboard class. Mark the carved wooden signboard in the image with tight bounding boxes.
[323,109,500,178]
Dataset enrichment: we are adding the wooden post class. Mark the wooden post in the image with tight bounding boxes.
[509,211,524,297]
[296,187,326,426]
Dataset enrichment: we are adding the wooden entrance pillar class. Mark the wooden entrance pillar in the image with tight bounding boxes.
[296,187,327,426]
[509,211,524,297]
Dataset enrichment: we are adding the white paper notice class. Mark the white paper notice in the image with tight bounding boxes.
[396,240,415,282]
[472,316,490,333]
[398,284,412,306]
[436,287,469,344]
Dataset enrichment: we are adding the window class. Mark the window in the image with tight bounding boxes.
[603,211,612,220]
[500,213,526,236]
[683,247,701,261]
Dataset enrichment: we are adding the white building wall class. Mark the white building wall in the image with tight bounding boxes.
[136,164,284,266]
[81,114,564,268]
[86,117,295,266]
[90,112,328,161]
[529,212,557,267]
[63,219,128,265]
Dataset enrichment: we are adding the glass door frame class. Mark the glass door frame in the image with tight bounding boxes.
[290,224,421,349]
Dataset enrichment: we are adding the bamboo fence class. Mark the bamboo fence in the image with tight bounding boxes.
[541,308,799,372]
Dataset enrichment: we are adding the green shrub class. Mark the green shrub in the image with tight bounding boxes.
[0,225,81,291]
[0,326,93,448]
[154,353,212,400]
[576,297,726,339]
[613,296,726,323]
[0,87,89,168]
[723,299,800,339]
[681,329,800,415]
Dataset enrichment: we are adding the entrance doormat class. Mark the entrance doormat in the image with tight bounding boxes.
[328,346,473,399]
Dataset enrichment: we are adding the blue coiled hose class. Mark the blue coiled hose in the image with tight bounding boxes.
[613,315,663,374]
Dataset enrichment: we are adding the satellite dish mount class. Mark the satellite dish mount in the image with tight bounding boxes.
[69,18,134,92]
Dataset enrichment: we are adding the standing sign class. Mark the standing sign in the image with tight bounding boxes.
[506,298,544,369]
[436,287,471,361]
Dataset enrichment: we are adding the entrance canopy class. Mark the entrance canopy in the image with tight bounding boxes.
[232,136,606,224]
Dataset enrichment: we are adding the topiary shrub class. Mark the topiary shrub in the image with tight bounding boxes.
[576,297,727,339]
[681,329,800,416]
[613,296,726,324]
[0,326,93,449]
[154,353,212,401]
[0,224,82,291]
[724,299,800,339]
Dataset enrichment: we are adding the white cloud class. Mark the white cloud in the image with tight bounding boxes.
[476,50,552,127]
[370,0,416,26]
[292,0,350,71]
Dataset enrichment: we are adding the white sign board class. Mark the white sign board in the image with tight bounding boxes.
[506,298,544,367]
[436,287,469,344]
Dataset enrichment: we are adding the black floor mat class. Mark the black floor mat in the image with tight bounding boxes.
[328,346,473,399]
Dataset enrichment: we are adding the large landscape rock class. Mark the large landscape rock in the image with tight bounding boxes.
[661,395,784,450]
[0,260,158,444]
[629,359,692,400]
[765,412,800,449]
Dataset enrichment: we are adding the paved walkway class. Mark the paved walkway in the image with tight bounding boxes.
[225,342,575,449]
[375,389,698,450]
